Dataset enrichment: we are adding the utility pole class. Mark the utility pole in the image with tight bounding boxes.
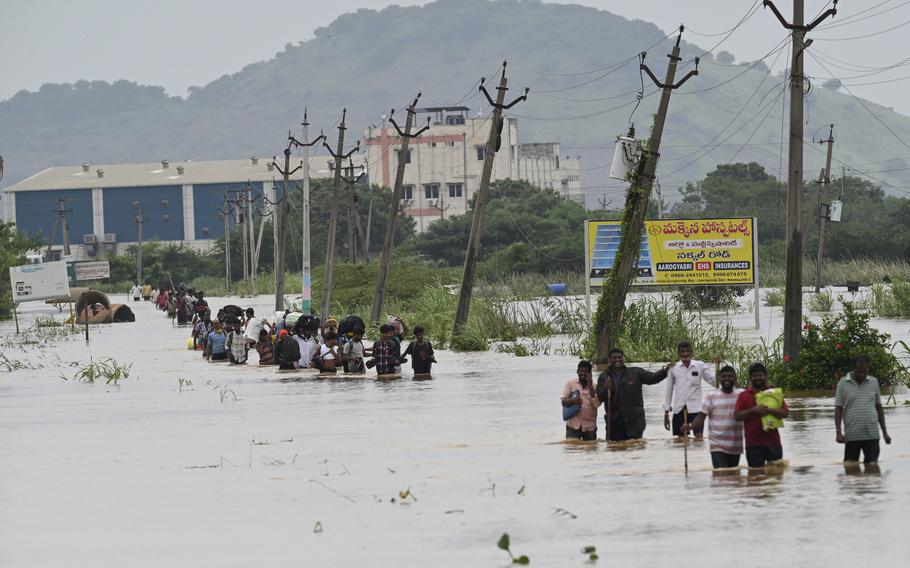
[763,0,838,360]
[219,195,233,294]
[814,124,835,293]
[655,180,664,219]
[321,109,360,321]
[342,159,366,263]
[245,183,258,296]
[341,159,366,264]
[371,93,430,325]
[593,28,699,363]
[453,62,528,338]
[362,198,374,262]
[132,202,148,284]
[47,197,73,260]
[289,112,325,314]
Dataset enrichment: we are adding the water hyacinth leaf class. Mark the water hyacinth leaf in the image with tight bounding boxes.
[497,533,510,551]
[582,546,596,554]
[513,555,530,564]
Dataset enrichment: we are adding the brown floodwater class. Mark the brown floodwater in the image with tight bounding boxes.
[1,296,907,567]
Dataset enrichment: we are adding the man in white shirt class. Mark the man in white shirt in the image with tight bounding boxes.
[663,341,719,439]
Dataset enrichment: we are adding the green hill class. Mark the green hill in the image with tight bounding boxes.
[2,0,909,203]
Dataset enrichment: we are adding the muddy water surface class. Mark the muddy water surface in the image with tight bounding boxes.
[1,297,907,567]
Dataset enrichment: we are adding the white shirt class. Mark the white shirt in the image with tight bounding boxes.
[244,319,265,342]
[664,359,716,414]
[294,335,319,368]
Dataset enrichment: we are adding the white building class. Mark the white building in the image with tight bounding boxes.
[364,106,582,231]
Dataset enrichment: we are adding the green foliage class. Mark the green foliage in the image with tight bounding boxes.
[807,290,834,312]
[105,242,221,289]
[497,533,529,565]
[763,288,785,307]
[0,222,43,319]
[673,286,744,310]
[66,357,132,385]
[415,180,587,275]
[450,327,489,352]
[607,296,751,365]
[673,165,910,264]
[767,304,905,390]
[497,342,530,356]
[868,281,910,317]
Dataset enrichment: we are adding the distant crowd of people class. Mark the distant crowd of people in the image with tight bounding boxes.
[183,302,435,377]
[562,342,892,468]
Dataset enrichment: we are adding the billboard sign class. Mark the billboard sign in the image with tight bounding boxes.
[585,218,756,287]
[74,261,111,281]
[9,260,71,304]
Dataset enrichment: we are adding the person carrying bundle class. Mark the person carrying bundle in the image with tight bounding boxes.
[275,329,301,370]
[734,363,789,468]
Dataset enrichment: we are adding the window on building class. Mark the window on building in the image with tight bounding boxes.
[446,115,465,126]
[396,149,411,164]
[424,183,440,200]
[401,185,414,201]
[448,183,463,198]
[446,140,455,147]
[476,145,485,161]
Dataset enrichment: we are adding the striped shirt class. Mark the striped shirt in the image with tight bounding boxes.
[701,388,744,454]
[835,373,882,441]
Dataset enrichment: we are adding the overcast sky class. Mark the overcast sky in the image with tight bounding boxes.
[1,1,908,114]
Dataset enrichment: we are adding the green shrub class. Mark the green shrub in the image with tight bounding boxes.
[450,327,489,352]
[673,286,744,310]
[869,280,910,317]
[767,303,906,390]
[496,342,530,356]
[807,290,834,312]
[763,288,785,307]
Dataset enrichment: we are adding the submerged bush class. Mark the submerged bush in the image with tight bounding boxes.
[673,286,744,310]
[767,303,906,390]
[868,280,910,317]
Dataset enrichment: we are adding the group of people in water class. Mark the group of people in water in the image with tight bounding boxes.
[562,341,893,469]
[138,283,437,377]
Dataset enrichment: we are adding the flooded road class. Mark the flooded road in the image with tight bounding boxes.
[1,296,908,567]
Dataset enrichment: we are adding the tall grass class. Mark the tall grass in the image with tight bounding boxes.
[759,258,909,288]
[868,281,910,317]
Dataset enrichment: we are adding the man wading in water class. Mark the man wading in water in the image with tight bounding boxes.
[663,341,719,439]
[596,348,672,441]
[735,362,789,468]
[835,354,892,464]
[684,365,744,469]
[561,360,601,440]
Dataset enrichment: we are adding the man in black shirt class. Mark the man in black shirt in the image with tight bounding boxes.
[595,348,672,441]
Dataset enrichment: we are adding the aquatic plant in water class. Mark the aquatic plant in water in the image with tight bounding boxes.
[497,533,529,565]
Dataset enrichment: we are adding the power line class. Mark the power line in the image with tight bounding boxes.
[678,35,791,95]
[814,16,910,41]
[807,50,910,153]
[816,0,908,30]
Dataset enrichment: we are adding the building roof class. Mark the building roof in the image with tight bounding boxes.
[3,157,342,192]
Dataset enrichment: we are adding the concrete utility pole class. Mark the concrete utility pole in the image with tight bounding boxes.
[285,112,325,314]
[371,93,430,325]
[763,0,838,360]
[452,62,528,338]
[219,196,233,294]
[273,119,325,313]
[133,202,148,284]
[321,109,360,320]
[343,160,366,263]
[593,28,699,363]
[47,197,73,259]
[244,184,259,296]
[814,124,835,293]
[362,198,374,261]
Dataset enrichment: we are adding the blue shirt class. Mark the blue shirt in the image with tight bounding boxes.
[207,331,227,354]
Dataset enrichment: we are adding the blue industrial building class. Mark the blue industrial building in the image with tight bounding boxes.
[2,158,308,259]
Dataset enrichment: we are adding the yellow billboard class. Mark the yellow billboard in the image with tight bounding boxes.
[585,218,756,287]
